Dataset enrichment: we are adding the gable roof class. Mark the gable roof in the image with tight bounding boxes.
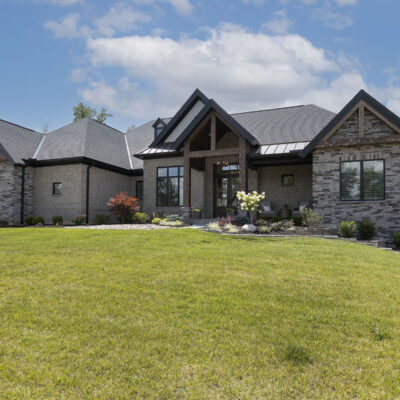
[300,89,400,157]
[0,119,43,164]
[172,99,259,149]
[36,118,132,170]
[151,88,209,147]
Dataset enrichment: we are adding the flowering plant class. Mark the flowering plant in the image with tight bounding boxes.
[237,191,265,224]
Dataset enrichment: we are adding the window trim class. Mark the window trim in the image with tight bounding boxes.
[156,166,184,207]
[136,180,143,200]
[281,174,294,187]
[52,182,62,195]
[340,159,385,202]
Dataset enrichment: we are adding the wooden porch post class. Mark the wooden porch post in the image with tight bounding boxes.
[183,141,191,207]
[239,137,247,192]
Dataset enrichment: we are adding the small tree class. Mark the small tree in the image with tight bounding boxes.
[96,108,113,123]
[237,191,265,225]
[126,124,136,133]
[107,192,140,223]
[73,102,97,121]
[301,207,322,229]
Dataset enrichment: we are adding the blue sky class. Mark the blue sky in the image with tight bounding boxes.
[1,0,399,133]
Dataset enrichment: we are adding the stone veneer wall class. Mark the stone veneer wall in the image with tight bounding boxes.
[0,161,34,225]
[313,143,400,240]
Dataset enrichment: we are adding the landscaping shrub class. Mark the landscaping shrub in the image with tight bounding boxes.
[25,216,34,226]
[94,214,110,225]
[107,192,140,224]
[32,216,45,225]
[0,219,9,227]
[166,214,182,222]
[207,222,221,231]
[301,208,322,229]
[159,219,184,227]
[292,215,303,226]
[225,223,239,233]
[271,222,283,231]
[257,225,272,234]
[392,232,400,249]
[271,215,283,223]
[71,215,86,225]
[131,212,150,224]
[358,218,376,240]
[152,217,162,225]
[282,220,294,229]
[52,216,63,225]
[338,220,356,238]
[217,216,235,228]
[235,215,250,226]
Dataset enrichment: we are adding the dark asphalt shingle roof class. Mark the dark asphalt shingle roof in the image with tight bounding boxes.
[36,118,132,170]
[0,119,43,164]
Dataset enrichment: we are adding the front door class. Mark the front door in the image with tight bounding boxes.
[214,163,240,217]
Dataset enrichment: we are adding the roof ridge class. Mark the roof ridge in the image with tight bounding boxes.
[0,118,38,133]
[86,117,124,134]
[230,104,305,116]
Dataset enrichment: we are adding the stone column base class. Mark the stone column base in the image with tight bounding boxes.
[181,207,192,222]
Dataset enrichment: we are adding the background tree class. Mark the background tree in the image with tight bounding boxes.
[73,103,112,123]
[126,124,136,133]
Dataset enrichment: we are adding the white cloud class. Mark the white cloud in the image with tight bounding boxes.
[44,13,86,38]
[133,0,193,15]
[263,9,292,35]
[93,3,151,37]
[69,68,89,82]
[36,0,83,6]
[333,0,357,5]
[315,8,354,29]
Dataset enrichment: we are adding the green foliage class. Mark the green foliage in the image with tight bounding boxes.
[392,232,400,249]
[126,125,136,133]
[338,220,356,238]
[71,215,86,226]
[152,217,162,225]
[371,326,391,341]
[166,214,182,222]
[32,216,44,225]
[257,225,272,234]
[0,219,9,227]
[73,103,112,123]
[271,215,283,223]
[25,216,34,226]
[131,212,150,224]
[283,345,312,364]
[358,218,376,240]
[52,216,63,225]
[159,219,184,227]
[292,215,303,226]
[235,215,250,226]
[94,214,110,225]
[271,222,283,231]
[301,207,322,228]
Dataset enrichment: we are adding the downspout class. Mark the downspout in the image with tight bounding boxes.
[86,164,92,225]
[20,166,26,225]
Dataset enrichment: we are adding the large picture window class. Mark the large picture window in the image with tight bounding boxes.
[157,166,184,207]
[340,160,384,201]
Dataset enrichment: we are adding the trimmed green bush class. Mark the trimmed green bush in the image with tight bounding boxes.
[338,220,356,238]
[271,215,283,223]
[94,214,110,225]
[52,216,63,225]
[32,216,45,225]
[392,232,400,249]
[152,217,162,225]
[132,212,150,224]
[166,214,182,222]
[0,219,9,227]
[301,208,322,229]
[358,218,376,240]
[292,215,303,226]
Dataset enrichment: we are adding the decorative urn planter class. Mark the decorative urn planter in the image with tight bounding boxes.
[192,209,202,219]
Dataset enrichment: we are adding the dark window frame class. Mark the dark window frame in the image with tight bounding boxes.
[52,182,62,195]
[156,166,184,207]
[136,180,143,200]
[340,159,385,202]
[281,174,294,186]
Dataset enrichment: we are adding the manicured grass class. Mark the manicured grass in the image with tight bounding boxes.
[0,228,400,399]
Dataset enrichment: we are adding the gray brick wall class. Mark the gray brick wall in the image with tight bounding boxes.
[313,143,400,239]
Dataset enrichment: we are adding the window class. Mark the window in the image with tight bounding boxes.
[157,166,184,207]
[155,126,164,137]
[340,160,384,201]
[53,182,62,195]
[136,180,143,200]
[282,174,294,186]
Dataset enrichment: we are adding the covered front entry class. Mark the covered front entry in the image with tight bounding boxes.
[182,110,253,218]
[214,163,240,217]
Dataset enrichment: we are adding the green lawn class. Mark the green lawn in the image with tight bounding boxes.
[0,228,400,399]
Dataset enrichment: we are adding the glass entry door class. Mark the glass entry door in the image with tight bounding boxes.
[214,164,240,217]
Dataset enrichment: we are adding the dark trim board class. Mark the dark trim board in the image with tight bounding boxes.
[135,151,183,160]
[23,157,143,177]
[0,142,16,164]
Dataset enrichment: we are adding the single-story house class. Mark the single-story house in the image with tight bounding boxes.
[1,89,399,239]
